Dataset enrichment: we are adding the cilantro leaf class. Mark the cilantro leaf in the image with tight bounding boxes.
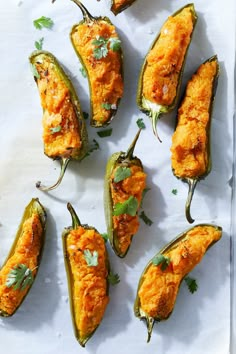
[93,45,108,60]
[35,37,44,50]
[101,233,108,243]
[152,254,170,271]
[101,103,112,110]
[172,189,178,195]
[80,66,87,78]
[114,166,131,183]
[50,125,61,134]
[82,139,100,159]
[113,196,139,216]
[83,250,98,267]
[83,111,89,120]
[140,187,151,208]
[92,36,107,47]
[184,276,198,294]
[139,210,153,226]
[30,63,40,79]
[108,271,120,285]
[33,16,54,30]
[97,128,113,138]
[109,37,121,52]
[6,264,34,291]
[136,118,146,130]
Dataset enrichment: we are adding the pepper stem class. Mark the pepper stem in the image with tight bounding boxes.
[126,129,142,160]
[151,111,162,142]
[67,203,81,229]
[36,157,70,192]
[185,178,198,224]
[146,316,155,343]
[70,0,94,22]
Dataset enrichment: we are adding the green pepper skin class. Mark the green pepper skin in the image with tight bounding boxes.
[0,198,47,317]
[62,203,110,347]
[136,4,197,141]
[172,55,220,224]
[70,0,123,127]
[134,223,222,342]
[104,129,144,258]
[110,0,137,15]
[29,50,88,191]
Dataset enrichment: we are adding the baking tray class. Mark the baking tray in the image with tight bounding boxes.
[0,0,235,353]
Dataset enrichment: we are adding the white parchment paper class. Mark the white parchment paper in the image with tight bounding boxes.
[0,0,235,353]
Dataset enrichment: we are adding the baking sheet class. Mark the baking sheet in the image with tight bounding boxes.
[0,0,235,353]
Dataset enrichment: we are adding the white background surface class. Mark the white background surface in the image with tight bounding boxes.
[0,0,235,353]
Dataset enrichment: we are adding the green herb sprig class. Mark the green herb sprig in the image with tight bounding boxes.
[35,37,44,50]
[92,36,121,59]
[83,250,98,267]
[33,16,54,30]
[114,166,131,183]
[152,254,171,271]
[184,276,198,294]
[6,264,35,291]
[113,196,139,216]
[108,271,120,285]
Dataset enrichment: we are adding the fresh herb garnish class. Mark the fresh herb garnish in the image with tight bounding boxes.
[108,37,121,52]
[139,210,153,226]
[172,189,178,195]
[136,118,146,130]
[101,103,112,110]
[108,271,120,285]
[113,196,139,217]
[97,128,113,138]
[35,37,44,50]
[30,63,40,79]
[140,187,151,208]
[33,16,54,30]
[83,139,100,159]
[83,111,89,120]
[152,254,171,271]
[184,276,198,294]
[101,233,108,243]
[50,125,61,134]
[6,264,35,291]
[92,36,121,59]
[80,66,87,78]
[83,250,98,267]
[114,166,131,183]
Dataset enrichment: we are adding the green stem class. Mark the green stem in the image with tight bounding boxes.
[67,203,81,229]
[151,111,162,142]
[185,178,198,224]
[36,157,70,192]
[146,316,155,343]
[126,129,142,160]
[71,0,94,22]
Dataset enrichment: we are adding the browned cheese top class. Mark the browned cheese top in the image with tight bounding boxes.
[138,225,221,319]
[66,227,109,340]
[0,213,43,315]
[35,57,82,159]
[142,7,194,106]
[111,165,146,254]
[71,20,123,125]
[171,60,217,178]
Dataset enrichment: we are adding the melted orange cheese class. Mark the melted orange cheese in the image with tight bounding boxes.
[111,165,146,254]
[66,227,109,340]
[36,57,82,158]
[138,225,221,319]
[171,60,217,178]
[0,213,43,315]
[143,7,194,106]
[71,21,123,125]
